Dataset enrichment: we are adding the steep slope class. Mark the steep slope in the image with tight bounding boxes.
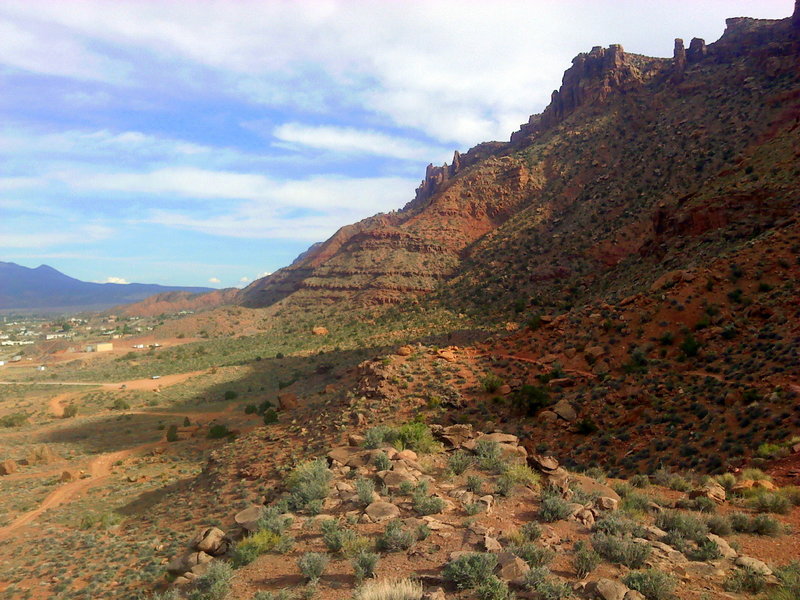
[0,262,213,311]
[113,288,240,318]
[240,11,799,320]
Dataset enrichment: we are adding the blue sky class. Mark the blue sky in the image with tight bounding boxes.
[0,0,792,288]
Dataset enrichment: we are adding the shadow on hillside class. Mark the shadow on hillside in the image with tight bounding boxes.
[116,475,195,518]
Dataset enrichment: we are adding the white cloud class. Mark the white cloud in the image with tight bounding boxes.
[5,1,789,147]
[103,276,129,284]
[0,224,113,248]
[208,277,221,284]
[273,123,450,162]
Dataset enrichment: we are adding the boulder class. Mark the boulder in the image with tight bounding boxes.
[311,326,328,335]
[571,475,621,504]
[365,501,400,522]
[735,556,772,576]
[707,534,737,559]
[552,400,577,421]
[60,470,79,482]
[381,470,417,488]
[437,349,456,362]
[396,345,413,356]
[26,445,59,465]
[478,432,519,445]
[484,533,502,552]
[540,410,559,423]
[690,480,726,504]
[234,505,264,532]
[277,392,299,410]
[327,446,372,468]
[192,527,229,556]
[597,496,619,511]
[591,578,630,600]
[0,459,18,475]
[396,449,418,462]
[437,424,474,448]
[529,454,559,472]
[498,553,530,582]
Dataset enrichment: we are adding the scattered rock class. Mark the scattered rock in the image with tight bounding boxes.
[552,399,577,421]
[192,527,230,556]
[311,326,329,335]
[397,345,413,356]
[690,480,726,504]
[234,505,264,532]
[365,501,400,522]
[0,459,18,475]
[707,534,737,559]
[591,578,630,600]
[735,556,772,576]
[277,392,299,410]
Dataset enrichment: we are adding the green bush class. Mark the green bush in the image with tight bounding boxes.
[591,533,650,568]
[166,424,179,442]
[363,425,397,449]
[511,385,551,416]
[286,459,332,512]
[263,408,278,424]
[748,492,791,515]
[466,475,484,494]
[520,521,542,542]
[443,552,498,589]
[510,542,554,567]
[630,474,650,488]
[476,576,513,600]
[412,493,445,516]
[352,551,379,583]
[0,412,29,427]
[705,515,732,536]
[522,567,572,599]
[373,451,391,471]
[480,374,504,393]
[394,422,440,453]
[448,451,473,475]
[539,496,572,522]
[223,390,238,400]
[724,567,767,594]
[594,513,643,537]
[188,561,234,600]
[355,477,375,506]
[231,530,280,567]
[257,506,293,536]
[62,404,78,418]
[623,569,677,600]
[297,552,329,584]
[573,541,600,578]
[207,424,231,439]
[769,562,800,600]
[376,520,415,552]
[687,539,721,561]
[655,511,708,542]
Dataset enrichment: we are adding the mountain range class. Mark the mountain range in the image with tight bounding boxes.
[0,261,213,312]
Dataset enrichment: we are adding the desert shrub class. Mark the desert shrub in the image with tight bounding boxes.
[511,384,551,415]
[623,569,677,600]
[320,519,348,553]
[263,408,278,424]
[253,591,293,600]
[520,521,542,542]
[769,562,800,600]
[621,492,651,515]
[740,468,771,481]
[724,567,767,594]
[111,398,130,410]
[187,561,234,600]
[354,578,422,600]
[630,474,650,488]
[166,424,179,442]
[705,515,733,536]
[591,533,650,568]
[748,492,791,514]
[443,552,498,589]
[573,541,600,578]
[655,511,708,542]
[355,478,375,506]
[373,451,391,471]
[364,425,397,449]
[377,520,415,552]
[522,567,572,599]
[687,539,721,561]
[584,467,607,483]
[750,514,782,536]
[480,373,504,393]
[594,513,643,537]
[286,459,331,512]
[680,334,701,357]
[206,424,231,439]
[352,551,379,583]
[539,496,572,522]
[231,530,280,567]
[448,451,473,475]
[509,542,554,567]
[465,502,484,516]
[62,404,78,418]
[394,422,439,453]
[466,475,484,494]
[476,576,513,600]
[257,506,293,536]
[713,473,736,492]
[412,493,445,516]
[297,552,329,584]
[781,486,800,506]
[676,496,716,513]
[500,464,540,488]
[223,390,238,400]
[475,439,508,473]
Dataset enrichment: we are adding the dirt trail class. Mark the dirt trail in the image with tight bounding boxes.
[0,440,163,542]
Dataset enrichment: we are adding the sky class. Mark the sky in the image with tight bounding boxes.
[0,0,793,289]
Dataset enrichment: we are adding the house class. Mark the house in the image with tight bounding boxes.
[85,342,113,352]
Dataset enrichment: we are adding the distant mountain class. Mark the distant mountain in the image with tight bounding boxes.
[0,262,214,312]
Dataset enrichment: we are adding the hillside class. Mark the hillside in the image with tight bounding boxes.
[240,12,800,319]
[0,262,213,312]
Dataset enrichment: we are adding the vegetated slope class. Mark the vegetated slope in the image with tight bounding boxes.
[0,262,213,312]
[113,288,240,318]
[240,13,799,323]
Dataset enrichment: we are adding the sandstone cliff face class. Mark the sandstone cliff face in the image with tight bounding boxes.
[240,9,800,314]
[114,288,240,317]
